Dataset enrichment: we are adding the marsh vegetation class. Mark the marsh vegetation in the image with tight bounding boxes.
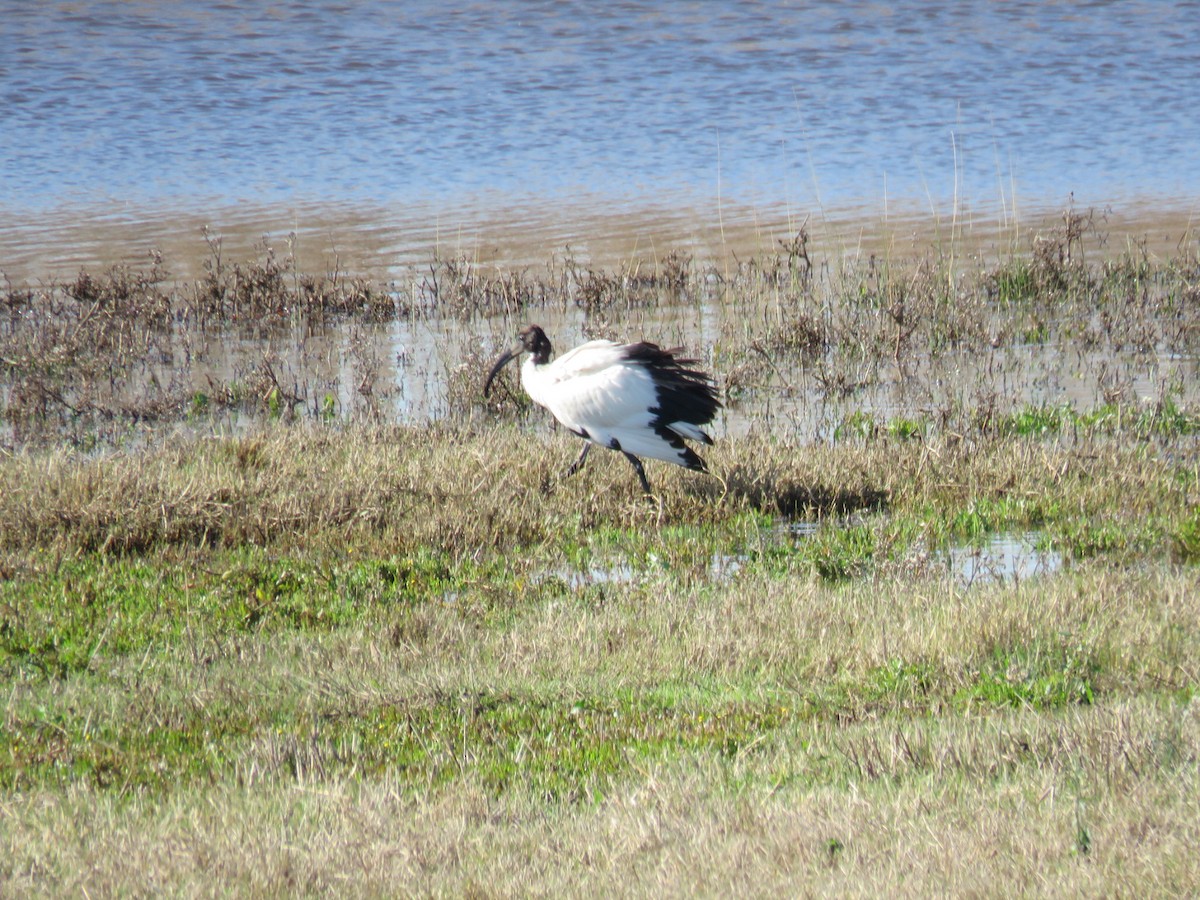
[2,209,1199,894]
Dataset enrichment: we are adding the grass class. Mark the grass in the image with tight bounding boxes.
[1,421,1198,894]
[2,210,1200,894]
[2,547,1197,892]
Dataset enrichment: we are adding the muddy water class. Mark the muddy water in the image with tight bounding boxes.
[3,1,1200,282]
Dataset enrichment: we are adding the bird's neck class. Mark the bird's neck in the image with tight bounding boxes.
[521,355,555,407]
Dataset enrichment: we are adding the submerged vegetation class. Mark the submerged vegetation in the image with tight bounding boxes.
[4,207,1200,448]
[2,209,1199,894]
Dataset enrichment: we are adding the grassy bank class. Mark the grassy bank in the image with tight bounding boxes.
[3,211,1200,894]
[2,420,1198,894]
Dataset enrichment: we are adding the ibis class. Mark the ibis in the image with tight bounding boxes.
[483,324,721,493]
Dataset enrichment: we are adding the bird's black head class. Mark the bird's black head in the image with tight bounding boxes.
[518,324,552,364]
[483,324,554,398]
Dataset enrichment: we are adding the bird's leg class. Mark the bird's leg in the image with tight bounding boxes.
[565,442,591,478]
[622,452,653,495]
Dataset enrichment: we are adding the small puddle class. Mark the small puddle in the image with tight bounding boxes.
[542,551,744,591]
[536,525,1062,594]
[777,520,822,539]
[945,531,1063,588]
[551,563,638,591]
[773,520,1064,588]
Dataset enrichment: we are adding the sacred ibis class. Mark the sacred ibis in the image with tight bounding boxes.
[483,324,721,493]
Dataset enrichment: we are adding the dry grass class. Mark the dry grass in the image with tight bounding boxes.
[0,422,1195,559]
[2,424,1199,895]
[5,731,1197,897]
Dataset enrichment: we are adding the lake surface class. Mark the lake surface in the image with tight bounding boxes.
[2,0,1199,279]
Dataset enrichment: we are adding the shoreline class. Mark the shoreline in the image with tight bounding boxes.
[2,193,1197,285]
[3,203,1199,452]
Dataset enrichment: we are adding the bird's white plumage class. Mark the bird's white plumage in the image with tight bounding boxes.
[484,324,719,491]
[520,342,706,467]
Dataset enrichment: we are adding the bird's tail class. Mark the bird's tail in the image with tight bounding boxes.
[608,427,709,471]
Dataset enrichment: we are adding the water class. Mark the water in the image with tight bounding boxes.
[3,0,1200,279]
[947,531,1063,588]
[539,527,1062,592]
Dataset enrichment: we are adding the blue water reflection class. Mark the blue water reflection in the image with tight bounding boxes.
[2,0,1198,219]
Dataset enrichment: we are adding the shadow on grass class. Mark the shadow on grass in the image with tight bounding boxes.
[710,462,890,520]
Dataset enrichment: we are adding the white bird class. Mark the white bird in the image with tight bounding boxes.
[483,324,721,493]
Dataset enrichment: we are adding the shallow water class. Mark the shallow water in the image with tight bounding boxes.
[3,0,1200,280]
[542,526,1062,592]
[7,280,1193,450]
[946,531,1063,588]
[185,301,1200,439]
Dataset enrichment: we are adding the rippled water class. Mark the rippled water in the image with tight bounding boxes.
[2,0,1199,278]
[4,0,1200,449]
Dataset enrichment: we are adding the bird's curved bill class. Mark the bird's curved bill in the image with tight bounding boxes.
[483,344,522,397]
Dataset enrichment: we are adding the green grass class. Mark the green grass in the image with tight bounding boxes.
[956,639,1101,710]
[1,551,1186,797]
